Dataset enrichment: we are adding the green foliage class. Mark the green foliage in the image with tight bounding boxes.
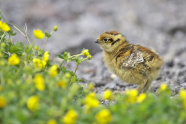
[1,12,186,124]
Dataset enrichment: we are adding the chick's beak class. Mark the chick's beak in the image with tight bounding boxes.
[95,40,100,43]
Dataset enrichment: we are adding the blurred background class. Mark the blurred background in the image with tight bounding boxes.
[0,0,186,93]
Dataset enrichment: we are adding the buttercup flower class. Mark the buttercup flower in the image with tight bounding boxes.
[0,21,10,32]
[27,95,39,112]
[33,58,43,69]
[34,74,45,91]
[49,64,58,77]
[0,96,6,108]
[33,29,44,39]
[136,93,146,103]
[43,51,49,62]
[47,119,57,124]
[183,100,186,110]
[81,49,89,56]
[87,55,92,60]
[85,92,100,111]
[62,109,78,124]
[96,109,112,124]
[8,54,20,65]
[159,83,167,92]
[103,89,114,101]
[125,89,138,104]
[179,89,186,100]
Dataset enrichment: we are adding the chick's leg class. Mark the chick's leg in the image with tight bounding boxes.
[137,80,151,93]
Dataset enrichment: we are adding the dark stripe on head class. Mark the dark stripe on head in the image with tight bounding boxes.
[105,31,120,35]
[111,39,120,45]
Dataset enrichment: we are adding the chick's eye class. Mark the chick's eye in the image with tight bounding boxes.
[103,38,108,42]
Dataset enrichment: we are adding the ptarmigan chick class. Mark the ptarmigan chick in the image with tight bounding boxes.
[95,31,163,93]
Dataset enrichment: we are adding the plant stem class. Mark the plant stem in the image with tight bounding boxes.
[0,32,5,42]
[59,60,64,68]
[74,64,79,75]
[42,37,48,50]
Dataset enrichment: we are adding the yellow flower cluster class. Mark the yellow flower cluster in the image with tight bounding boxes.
[34,74,45,91]
[8,54,20,65]
[0,20,10,32]
[125,89,146,104]
[33,51,49,69]
[179,89,186,110]
[49,64,58,78]
[27,95,39,112]
[62,109,78,124]
[33,58,45,69]
[81,49,89,56]
[103,89,114,101]
[0,96,6,108]
[96,109,112,124]
[33,29,45,39]
[85,92,100,111]
[81,49,92,59]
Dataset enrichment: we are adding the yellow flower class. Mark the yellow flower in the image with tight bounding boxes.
[125,89,138,104]
[159,83,167,92]
[87,55,92,60]
[47,119,57,124]
[57,80,66,88]
[43,51,49,62]
[85,92,100,111]
[53,26,58,31]
[42,60,47,67]
[81,49,89,56]
[62,109,78,124]
[33,58,43,69]
[0,21,10,32]
[8,54,20,65]
[27,95,39,112]
[179,89,186,100]
[183,99,186,110]
[0,96,6,108]
[49,64,58,78]
[34,46,39,50]
[136,93,146,103]
[103,89,114,101]
[33,29,45,39]
[34,74,45,91]
[96,109,112,124]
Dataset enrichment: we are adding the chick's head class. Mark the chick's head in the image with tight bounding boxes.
[95,31,127,52]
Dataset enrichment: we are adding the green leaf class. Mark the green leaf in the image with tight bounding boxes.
[45,31,51,38]
[9,42,24,55]
[58,54,64,59]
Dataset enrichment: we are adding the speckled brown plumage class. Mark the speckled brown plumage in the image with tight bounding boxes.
[95,31,163,93]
